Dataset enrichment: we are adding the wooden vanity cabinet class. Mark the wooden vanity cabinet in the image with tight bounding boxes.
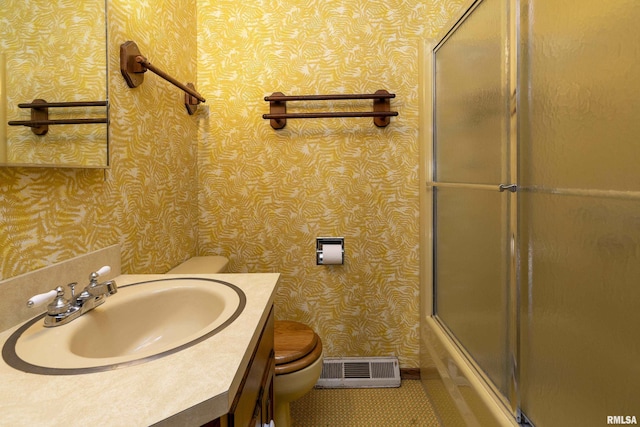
[204,307,274,427]
[229,306,274,427]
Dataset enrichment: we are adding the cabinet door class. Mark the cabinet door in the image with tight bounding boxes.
[229,309,274,427]
[250,359,273,427]
[249,358,275,427]
[260,356,274,426]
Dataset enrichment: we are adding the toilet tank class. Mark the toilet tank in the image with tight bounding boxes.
[166,256,229,274]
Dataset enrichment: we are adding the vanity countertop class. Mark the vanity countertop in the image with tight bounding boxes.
[0,273,279,426]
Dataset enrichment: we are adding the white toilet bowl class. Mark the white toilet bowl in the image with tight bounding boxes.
[274,320,323,427]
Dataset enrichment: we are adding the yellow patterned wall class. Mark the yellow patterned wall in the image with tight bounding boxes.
[1,0,107,166]
[197,0,466,367]
[0,0,465,369]
[106,0,200,275]
[0,0,198,279]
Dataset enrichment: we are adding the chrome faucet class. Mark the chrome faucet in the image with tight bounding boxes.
[27,266,117,327]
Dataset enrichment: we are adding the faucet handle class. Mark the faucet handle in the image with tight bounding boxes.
[96,265,111,277]
[89,265,111,283]
[47,286,72,315]
[27,289,58,308]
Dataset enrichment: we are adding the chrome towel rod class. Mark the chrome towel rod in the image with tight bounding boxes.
[263,90,398,129]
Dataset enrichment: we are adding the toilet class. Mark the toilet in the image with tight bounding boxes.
[166,255,229,274]
[166,256,322,427]
[274,320,323,427]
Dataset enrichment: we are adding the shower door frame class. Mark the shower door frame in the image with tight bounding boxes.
[424,0,521,422]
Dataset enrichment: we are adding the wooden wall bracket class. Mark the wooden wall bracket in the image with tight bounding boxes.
[267,92,287,129]
[184,83,200,115]
[119,40,147,89]
[372,90,393,127]
[28,99,48,135]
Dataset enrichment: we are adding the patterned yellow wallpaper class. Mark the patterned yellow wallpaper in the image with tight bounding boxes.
[0,0,199,279]
[106,0,200,275]
[197,0,466,367]
[0,0,464,369]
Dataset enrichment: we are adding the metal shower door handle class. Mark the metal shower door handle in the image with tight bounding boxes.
[499,184,518,192]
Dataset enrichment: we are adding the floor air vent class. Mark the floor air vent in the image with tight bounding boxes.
[315,357,401,388]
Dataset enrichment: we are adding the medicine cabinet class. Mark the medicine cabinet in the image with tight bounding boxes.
[0,0,108,168]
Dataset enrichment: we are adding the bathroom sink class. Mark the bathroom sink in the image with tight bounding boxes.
[2,278,245,375]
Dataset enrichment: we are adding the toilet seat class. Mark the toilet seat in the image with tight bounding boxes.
[274,321,323,375]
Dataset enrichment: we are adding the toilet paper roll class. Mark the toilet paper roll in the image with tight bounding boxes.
[321,244,343,265]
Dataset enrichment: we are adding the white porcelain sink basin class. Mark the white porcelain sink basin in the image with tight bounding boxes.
[2,278,245,374]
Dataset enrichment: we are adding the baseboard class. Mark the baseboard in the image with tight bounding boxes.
[401,368,421,380]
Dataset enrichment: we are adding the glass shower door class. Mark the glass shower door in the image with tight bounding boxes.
[430,0,640,424]
[432,0,516,407]
[518,0,640,424]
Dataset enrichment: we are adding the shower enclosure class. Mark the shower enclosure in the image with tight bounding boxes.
[421,0,640,425]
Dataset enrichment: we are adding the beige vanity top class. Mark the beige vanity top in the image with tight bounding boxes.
[0,273,279,426]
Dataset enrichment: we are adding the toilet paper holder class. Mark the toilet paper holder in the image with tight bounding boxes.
[316,237,344,265]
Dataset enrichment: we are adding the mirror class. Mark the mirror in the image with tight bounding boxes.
[0,0,108,168]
